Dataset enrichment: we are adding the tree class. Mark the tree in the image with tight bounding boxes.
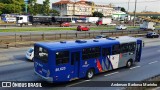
[28,0,37,15]
[0,0,24,14]
[92,11,104,18]
[121,7,126,12]
[42,0,50,15]
[28,0,50,15]
[50,9,59,16]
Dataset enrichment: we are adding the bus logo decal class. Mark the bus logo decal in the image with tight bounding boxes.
[96,59,102,72]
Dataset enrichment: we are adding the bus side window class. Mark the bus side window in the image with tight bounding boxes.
[91,47,100,58]
[120,44,128,53]
[56,51,69,65]
[112,45,120,55]
[82,47,100,60]
[128,43,136,52]
[102,48,111,56]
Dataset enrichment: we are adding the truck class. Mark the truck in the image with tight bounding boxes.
[1,14,16,23]
[16,15,72,26]
[16,15,55,26]
[140,21,155,30]
[96,18,112,26]
[86,17,99,23]
[3,17,16,23]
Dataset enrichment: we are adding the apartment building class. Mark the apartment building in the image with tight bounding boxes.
[52,0,114,16]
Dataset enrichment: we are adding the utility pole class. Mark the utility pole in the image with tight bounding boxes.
[133,0,137,26]
[127,0,130,12]
[145,6,147,12]
[73,0,76,16]
[60,2,62,16]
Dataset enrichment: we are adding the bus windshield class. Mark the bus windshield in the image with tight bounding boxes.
[34,46,48,63]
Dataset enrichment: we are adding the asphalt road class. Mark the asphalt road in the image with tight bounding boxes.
[0,38,160,90]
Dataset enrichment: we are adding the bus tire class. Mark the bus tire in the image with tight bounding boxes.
[126,60,133,68]
[86,69,94,79]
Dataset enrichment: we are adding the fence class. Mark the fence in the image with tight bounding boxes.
[0,29,159,48]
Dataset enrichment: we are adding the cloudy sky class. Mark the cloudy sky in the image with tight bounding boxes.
[37,0,160,12]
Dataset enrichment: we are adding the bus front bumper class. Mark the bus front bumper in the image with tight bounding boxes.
[34,70,53,83]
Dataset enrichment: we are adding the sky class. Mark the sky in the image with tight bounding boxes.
[37,0,160,12]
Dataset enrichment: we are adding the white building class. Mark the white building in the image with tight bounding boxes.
[52,0,114,16]
[112,11,127,20]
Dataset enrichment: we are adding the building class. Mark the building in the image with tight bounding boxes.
[94,5,114,16]
[112,7,127,20]
[52,0,114,16]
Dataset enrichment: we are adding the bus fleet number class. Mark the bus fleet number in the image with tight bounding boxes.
[55,67,66,72]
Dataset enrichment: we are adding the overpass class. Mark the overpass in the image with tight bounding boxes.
[128,12,160,17]
[128,12,160,23]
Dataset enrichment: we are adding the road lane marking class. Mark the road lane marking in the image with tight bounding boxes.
[104,72,119,77]
[130,66,140,70]
[148,61,158,65]
[85,80,90,81]
[66,80,90,87]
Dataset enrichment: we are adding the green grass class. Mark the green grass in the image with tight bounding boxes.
[0,26,141,32]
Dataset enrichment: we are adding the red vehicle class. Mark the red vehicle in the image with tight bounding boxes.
[77,25,90,31]
[60,22,70,27]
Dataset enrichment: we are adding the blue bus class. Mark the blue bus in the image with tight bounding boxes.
[34,36,142,82]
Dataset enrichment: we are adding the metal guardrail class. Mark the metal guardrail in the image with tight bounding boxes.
[0,29,159,48]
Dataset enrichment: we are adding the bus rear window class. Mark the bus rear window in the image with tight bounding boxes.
[35,46,48,63]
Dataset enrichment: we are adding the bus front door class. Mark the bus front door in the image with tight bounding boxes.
[135,42,142,62]
[71,52,80,79]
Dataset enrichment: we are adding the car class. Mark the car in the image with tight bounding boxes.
[60,22,70,27]
[146,32,159,38]
[95,35,108,39]
[116,25,127,30]
[77,25,90,31]
[25,47,34,61]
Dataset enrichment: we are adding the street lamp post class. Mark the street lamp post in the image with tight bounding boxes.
[133,0,137,26]
[24,0,28,14]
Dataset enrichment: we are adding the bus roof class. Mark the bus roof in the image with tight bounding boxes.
[35,36,139,50]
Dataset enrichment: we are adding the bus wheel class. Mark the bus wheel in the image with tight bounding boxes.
[126,60,132,68]
[86,69,94,79]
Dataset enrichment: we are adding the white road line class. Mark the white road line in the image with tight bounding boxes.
[66,80,90,87]
[148,61,158,65]
[104,72,119,77]
[130,66,140,70]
